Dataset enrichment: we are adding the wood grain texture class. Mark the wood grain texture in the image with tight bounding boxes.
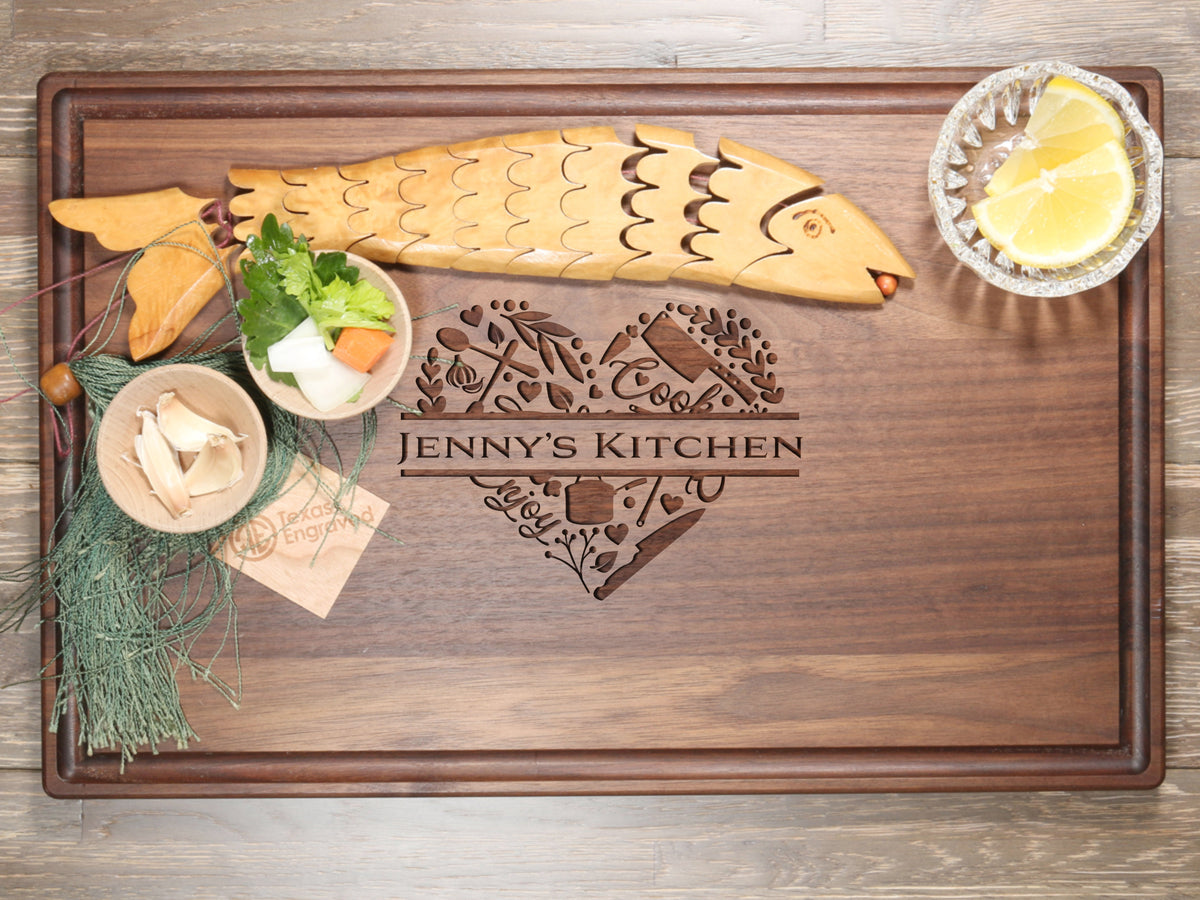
[0,632,41,769]
[0,0,1197,894]
[0,4,1196,155]
[1,765,1200,897]
[30,70,1161,795]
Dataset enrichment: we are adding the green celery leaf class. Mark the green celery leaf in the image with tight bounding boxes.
[237,288,307,370]
[276,252,321,309]
[307,276,396,348]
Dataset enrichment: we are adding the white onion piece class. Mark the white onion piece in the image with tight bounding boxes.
[268,334,331,373]
[286,317,321,340]
[294,357,371,412]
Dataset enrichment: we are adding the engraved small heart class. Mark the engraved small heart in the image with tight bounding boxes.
[728,341,754,361]
[604,523,629,545]
[518,380,541,402]
[461,305,484,327]
[416,376,442,398]
[661,494,684,514]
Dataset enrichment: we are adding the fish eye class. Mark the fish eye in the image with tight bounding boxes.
[792,208,835,239]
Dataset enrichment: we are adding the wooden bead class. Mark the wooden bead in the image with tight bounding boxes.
[40,362,82,405]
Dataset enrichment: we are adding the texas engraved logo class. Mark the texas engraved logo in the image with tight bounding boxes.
[402,300,800,599]
[225,514,278,562]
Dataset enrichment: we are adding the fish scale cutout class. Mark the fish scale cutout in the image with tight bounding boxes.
[449,136,528,273]
[341,157,422,262]
[503,129,587,278]
[394,147,471,268]
[618,125,714,281]
[559,125,644,280]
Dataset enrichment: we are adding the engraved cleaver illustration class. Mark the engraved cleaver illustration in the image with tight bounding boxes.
[641,312,757,404]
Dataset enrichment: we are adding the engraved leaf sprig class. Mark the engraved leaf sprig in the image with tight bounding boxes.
[415,346,447,414]
[502,307,585,384]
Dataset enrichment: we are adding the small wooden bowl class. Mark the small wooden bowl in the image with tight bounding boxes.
[243,253,413,421]
[96,364,268,534]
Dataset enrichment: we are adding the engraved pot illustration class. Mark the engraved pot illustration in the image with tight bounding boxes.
[565,477,644,525]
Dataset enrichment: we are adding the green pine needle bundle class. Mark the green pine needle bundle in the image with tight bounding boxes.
[1,349,377,766]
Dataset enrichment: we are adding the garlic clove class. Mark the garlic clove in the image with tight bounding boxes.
[183,433,245,497]
[133,409,192,517]
[155,391,242,453]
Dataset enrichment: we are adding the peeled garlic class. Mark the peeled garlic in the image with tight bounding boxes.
[184,433,245,497]
[155,391,241,453]
[133,409,192,518]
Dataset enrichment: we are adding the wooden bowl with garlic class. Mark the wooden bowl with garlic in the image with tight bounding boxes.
[96,364,268,534]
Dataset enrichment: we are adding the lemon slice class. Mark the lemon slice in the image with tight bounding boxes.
[971,138,1135,269]
[985,75,1127,197]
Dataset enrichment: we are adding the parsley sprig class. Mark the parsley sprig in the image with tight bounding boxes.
[237,215,395,385]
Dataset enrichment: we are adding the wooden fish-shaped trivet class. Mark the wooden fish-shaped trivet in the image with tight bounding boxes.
[47,124,915,371]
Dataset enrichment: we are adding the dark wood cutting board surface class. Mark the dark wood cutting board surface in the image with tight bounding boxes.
[36,68,1164,796]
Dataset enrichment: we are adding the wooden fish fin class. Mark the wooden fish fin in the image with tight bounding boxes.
[735,194,915,304]
[277,165,366,252]
[559,126,645,281]
[449,136,528,273]
[503,130,587,278]
[48,188,231,360]
[394,146,472,268]
[49,187,215,252]
[127,221,236,360]
[676,138,824,287]
[615,125,713,282]
[341,156,424,264]
[228,169,306,244]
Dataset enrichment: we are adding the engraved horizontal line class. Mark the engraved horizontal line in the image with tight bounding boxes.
[400,412,800,421]
[399,468,799,478]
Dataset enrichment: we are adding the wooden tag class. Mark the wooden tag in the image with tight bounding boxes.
[218,456,390,618]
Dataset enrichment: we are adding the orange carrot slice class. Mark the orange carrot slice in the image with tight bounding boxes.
[332,327,394,373]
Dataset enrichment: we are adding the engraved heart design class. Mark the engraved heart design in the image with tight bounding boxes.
[661,494,684,514]
[604,523,629,544]
[439,302,788,599]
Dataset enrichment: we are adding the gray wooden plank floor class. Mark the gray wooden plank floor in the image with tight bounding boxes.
[3,1,1199,895]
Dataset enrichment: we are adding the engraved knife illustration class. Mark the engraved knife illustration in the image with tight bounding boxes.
[641,311,757,404]
[594,508,705,600]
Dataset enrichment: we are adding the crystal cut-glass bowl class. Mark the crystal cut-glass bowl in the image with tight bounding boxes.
[929,61,1163,297]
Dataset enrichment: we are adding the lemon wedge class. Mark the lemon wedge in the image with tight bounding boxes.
[985,75,1127,198]
[971,138,1135,269]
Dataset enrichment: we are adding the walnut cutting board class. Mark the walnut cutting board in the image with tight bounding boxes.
[36,68,1164,797]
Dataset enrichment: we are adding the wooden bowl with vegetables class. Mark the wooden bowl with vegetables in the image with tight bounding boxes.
[237,217,413,420]
[96,364,268,534]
